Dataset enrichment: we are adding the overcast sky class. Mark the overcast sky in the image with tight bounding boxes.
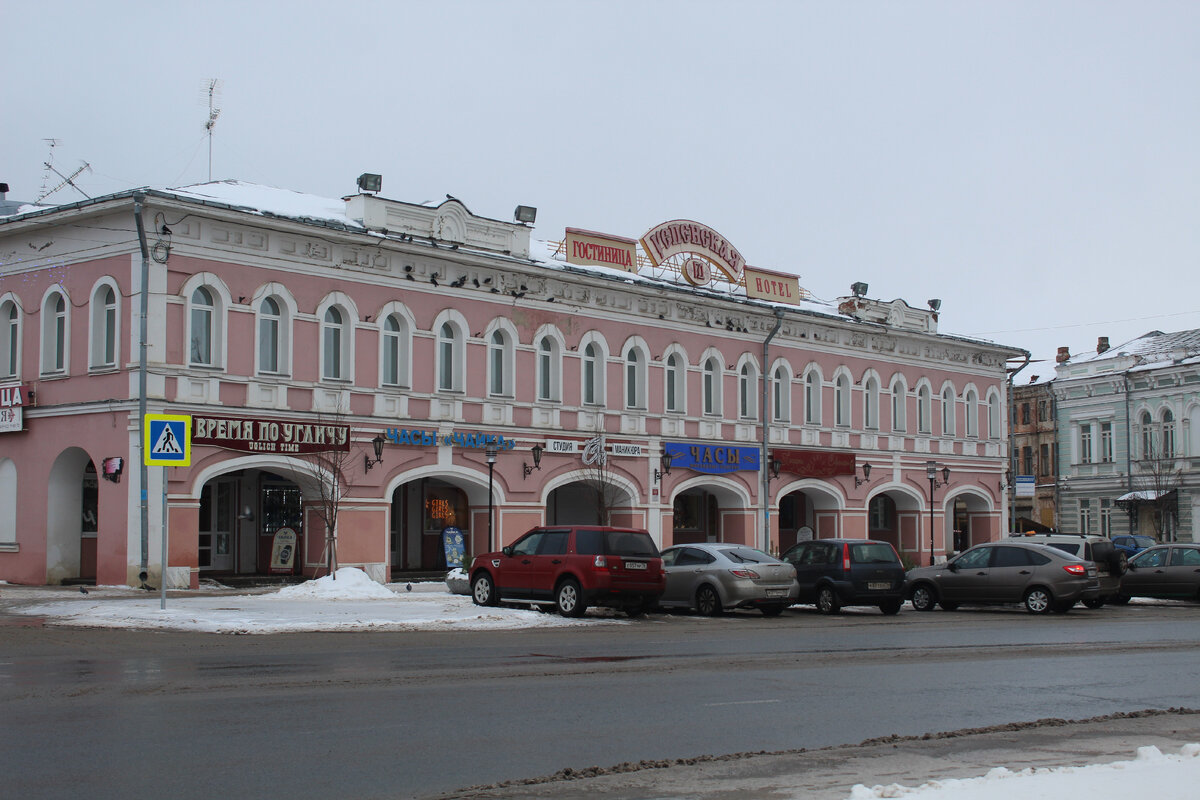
[6,1,1199,374]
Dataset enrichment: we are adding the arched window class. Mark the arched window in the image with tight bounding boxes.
[835,374,851,427]
[772,365,790,423]
[537,336,561,402]
[941,386,956,437]
[42,291,68,374]
[703,358,722,416]
[1162,409,1176,458]
[864,376,880,430]
[987,392,1001,439]
[804,370,821,424]
[0,300,17,378]
[739,362,758,420]
[322,306,345,380]
[381,313,408,387]
[890,378,907,432]
[90,284,118,369]
[258,297,281,374]
[189,286,214,366]
[965,389,979,437]
[665,353,684,413]
[917,384,931,434]
[1141,410,1154,458]
[437,322,463,392]
[624,346,647,410]
[581,340,607,406]
[488,330,508,397]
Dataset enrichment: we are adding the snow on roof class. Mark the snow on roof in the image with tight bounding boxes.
[165,180,365,229]
[1069,329,1200,366]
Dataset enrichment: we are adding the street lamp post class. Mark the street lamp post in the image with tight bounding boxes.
[925,460,951,566]
[486,444,498,552]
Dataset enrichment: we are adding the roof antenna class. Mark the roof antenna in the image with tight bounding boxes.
[36,137,92,203]
[203,79,222,182]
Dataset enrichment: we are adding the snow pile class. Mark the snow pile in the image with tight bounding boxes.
[268,567,397,600]
[846,743,1200,799]
[7,572,615,634]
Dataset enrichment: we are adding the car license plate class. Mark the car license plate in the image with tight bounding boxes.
[624,560,647,570]
[867,582,891,590]
[765,589,787,598]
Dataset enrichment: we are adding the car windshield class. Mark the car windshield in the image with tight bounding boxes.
[722,547,777,564]
[575,529,659,557]
[849,543,898,564]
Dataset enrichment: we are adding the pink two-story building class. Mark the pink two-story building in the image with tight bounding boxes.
[0,179,1022,587]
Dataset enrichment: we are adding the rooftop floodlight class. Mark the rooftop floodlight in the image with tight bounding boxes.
[851,281,868,297]
[357,173,382,194]
[928,298,942,311]
[514,205,537,224]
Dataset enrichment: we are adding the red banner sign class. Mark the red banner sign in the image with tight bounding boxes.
[772,449,856,478]
[192,415,350,454]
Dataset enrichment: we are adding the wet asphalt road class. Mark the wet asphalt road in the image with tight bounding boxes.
[3,602,1200,799]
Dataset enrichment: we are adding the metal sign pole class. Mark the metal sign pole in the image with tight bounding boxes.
[161,465,168,610]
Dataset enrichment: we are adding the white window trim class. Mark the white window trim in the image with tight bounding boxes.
[40,286,70,376]
[88,279,120,371]
[1,294,23,380]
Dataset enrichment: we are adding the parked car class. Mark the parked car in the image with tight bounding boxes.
[779,538,907,615]
[1111,534,1157,559]
[1009,532,1126,607]
[657,543,798,616]
[905,541,1100,614]
[469,526,665,617]
[1111,544,1200,603]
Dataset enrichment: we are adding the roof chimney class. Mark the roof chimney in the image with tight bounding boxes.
[1097,336,1110,354]
[0,182,8,200]
[1056,346,1071,364]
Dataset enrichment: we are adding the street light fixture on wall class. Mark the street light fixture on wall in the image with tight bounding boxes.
[364,433,386,471]
[855,461,872,488]
[486,444,499,551]
[523,443,544,479]
[767,457,782,482]
[654,449,674,483]
[925,460,951,566]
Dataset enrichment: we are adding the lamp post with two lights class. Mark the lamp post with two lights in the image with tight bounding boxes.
[925,460,951,566]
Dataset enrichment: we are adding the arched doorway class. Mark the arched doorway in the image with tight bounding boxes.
[777,482,843,553]
[391,478,470,573]
[547,479,637,527]
[46,447,95,585]
[193,466,308,577]
[667,480,752,547]
[948,489,998,554]
[864,487,924,567]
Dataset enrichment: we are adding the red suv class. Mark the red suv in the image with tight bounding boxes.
[469,526,665,617]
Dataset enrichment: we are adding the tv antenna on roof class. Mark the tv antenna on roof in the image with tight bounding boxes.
[36,139,92,203]
[203,78,222,182]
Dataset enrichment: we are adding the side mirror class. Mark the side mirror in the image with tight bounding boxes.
[946,561,959,572]
[1126,563,1137,571]
[502,546,513,557]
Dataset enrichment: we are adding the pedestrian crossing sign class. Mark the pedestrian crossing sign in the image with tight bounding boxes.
[145,414,192,466]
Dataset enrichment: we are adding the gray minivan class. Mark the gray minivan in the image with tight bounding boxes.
[780,538,907,615]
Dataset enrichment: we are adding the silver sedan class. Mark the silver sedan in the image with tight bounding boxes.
[658,543,798,617]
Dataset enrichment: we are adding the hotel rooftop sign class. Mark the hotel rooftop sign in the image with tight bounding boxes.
[640,219,746,283]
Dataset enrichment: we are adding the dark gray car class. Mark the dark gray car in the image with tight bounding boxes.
[780,538,906,615]
[905,541,1100,614]
[1112,544,1200,603]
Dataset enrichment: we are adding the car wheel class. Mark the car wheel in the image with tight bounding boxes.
[879,599,902,615]
[816,586,842,614]
[1024,586,1053,614]
[695,584,723,617]
[1110,551,1129,577]
[471,572,498,606]
[624,600,650,618]
[1110,593,1131,605]
[938,601,959,612]
[760,603,786,617]
[1082,598,1105,609]
[910,584,937,612]
[555,578,587,618]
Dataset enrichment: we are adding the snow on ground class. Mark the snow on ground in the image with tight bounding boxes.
[845,743,1200,799]
[5,567,617,634]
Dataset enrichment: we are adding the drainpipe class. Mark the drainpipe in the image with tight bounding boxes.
[1007,354,1031,534]
[1124,370,1134,534]
[134,194,150,584]
[760,308,784,552]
